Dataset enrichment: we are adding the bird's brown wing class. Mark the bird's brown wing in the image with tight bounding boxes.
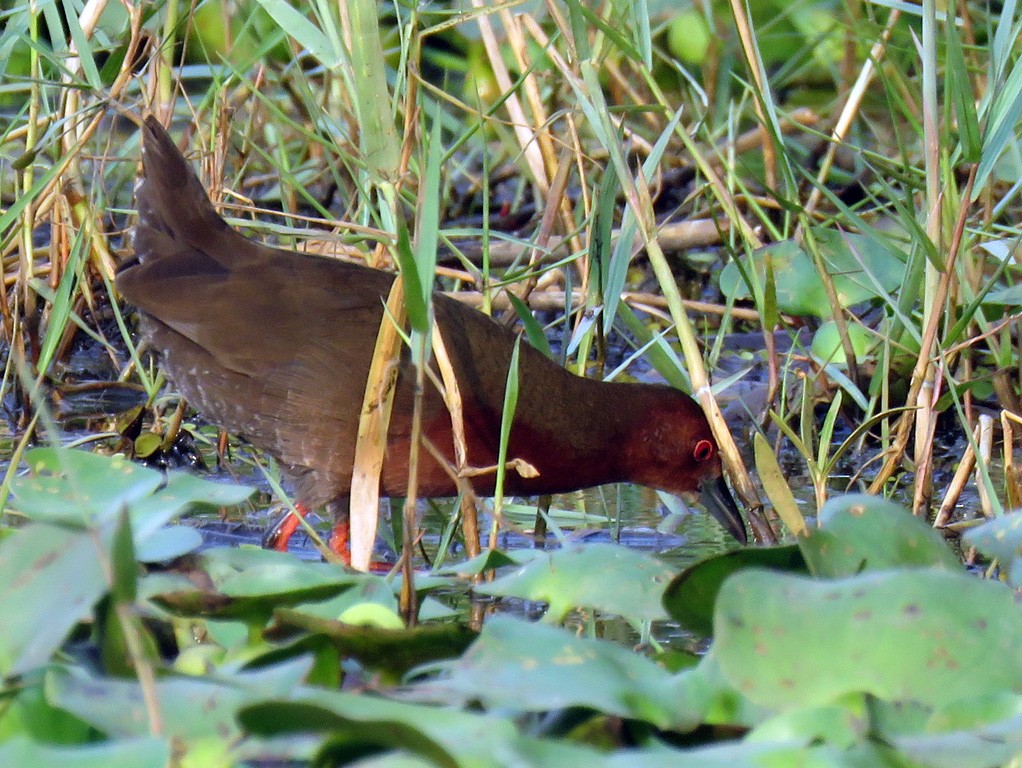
[120,243,412,501]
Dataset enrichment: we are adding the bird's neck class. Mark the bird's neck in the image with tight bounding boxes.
[500,374,666,496]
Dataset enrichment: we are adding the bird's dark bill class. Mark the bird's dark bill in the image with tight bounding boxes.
[699,474,748,544]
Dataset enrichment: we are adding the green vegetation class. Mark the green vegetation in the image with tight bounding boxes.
[2,0,1022,764]
[1,449,1020,765]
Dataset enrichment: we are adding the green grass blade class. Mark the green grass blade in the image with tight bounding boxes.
[975,49,1022,195]
[411,103,444,332]
[493,337,522,517]
[253,0,338,67]
[507,293,554,360]
[944,17,981,163]
[348,0,400,183]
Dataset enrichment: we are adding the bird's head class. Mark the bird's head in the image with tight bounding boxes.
[623,387,747,544]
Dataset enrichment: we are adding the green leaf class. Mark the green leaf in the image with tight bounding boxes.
[602,104,684,334]
[753,432,807,537]
[11,449,162,526]
[663,545,808,636]
[506,292,554,360]
[240,685,519,768]
[810,321,876,366]
[36,229,85,377]
[134,525,203,563]
[715,569,1022,709]
[9,448,253,537]
[945,16,982,163]
[749,703,867,749]
[0,670,94,744]
[800,494,960,577]
[432,549,518,577]
[46,658,312,740]
[99,598,159,678]
[110,508,137,604]
[719,230,906,317]
[615,302,692,390]
[963,511,1022,587]
[474,542,674,626]
[493,337,521,502]
[348,0,399,181]
[409,102,444,334]
[394,215,429,333]
[411,616,693,729]
[591,159,618,304]
[974,43,1022,196]
[980,283,1022,307]
[0,737,169,768]
[273,609,477,676]
[892,704,1022,768]
[151,548,366,624]
[0,526,107,676]
[252,0,339,68]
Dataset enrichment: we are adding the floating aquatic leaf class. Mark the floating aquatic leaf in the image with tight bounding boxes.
[801,494,960,577]
[9,448,253,538]
[0,526,107,676]
[963,511,1022,587]
[150,547,367,623]
[663,545,808,636]
[0,737,169,768]
[407,615,702,730]
[272,608,476,676]
[241,684,519,767]
[46,657,312,740]
[892,703,1022,768]
[473,542,674,625]
[714,569,1022,710]
[719,230,905,317]
[810,321,876,366]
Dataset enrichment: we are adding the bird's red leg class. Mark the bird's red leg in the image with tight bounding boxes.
[266,499,392,573]
[327,499,393,574]
[327,517,351,565]
[262,502,312,552]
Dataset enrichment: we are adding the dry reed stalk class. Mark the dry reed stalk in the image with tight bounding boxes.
[934,423,978,527]
[976,414,995,518]
[349,277,407,572]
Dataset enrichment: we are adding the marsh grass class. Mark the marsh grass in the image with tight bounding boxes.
[5,1,1022,764]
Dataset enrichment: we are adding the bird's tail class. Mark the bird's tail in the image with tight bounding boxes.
[132,116,240,269]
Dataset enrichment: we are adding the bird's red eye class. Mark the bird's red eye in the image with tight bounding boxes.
[693,439,714,462]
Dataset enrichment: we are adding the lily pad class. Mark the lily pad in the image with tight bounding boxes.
[10,449,162,525]
[0,525,107,676]
[272,608,477,675]
[662,544,808,636]
[408,615,698,729]
[810,321,876,366]
[150,548,368,623]
[46,657,313,740]
[9,448,253,537]
[714,568,1022,710]
[433,548,518,577]
[472,542,674,625]
[748,704,867,749]
[719,229,905,317]
[962,511,1022,587]
[892,705,1022,768]
[801,494,960,577]
[241,685,521,768]
[0,737,169,768]
[135,525,203,562]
